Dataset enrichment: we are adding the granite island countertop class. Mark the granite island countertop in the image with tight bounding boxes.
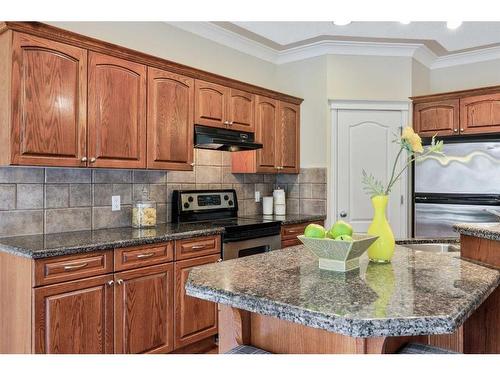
[454,222,500,241]
[0,223,225,259]
[186,245,500,338]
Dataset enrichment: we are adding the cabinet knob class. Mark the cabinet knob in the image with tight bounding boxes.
[224,121,229,125]
[90,157,96,163]
[217,258,223,263]
[116,279,123,285]
[460,128,464,132]
[190,162,195,167]
[453,129,458,133]
[107,280,114,286]
[229,121,234,125]
[81,157,87,162]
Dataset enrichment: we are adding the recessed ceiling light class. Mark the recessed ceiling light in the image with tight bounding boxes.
[446,21,462,29]
[400,21,411,25]
[333,21,352,26]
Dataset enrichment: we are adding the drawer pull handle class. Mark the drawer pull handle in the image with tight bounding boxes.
[136,252,155,259]
[191,244,208,250]
[63,262,88,271]
[286,229,301,234]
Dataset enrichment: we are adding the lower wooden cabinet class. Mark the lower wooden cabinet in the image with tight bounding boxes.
[174,254,220,349]
[17,236,222,354]
[114,263,174,354]
[281,221,325,248]
[33,274,114,354]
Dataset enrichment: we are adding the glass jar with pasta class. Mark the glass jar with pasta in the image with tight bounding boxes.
[132,186,157,228]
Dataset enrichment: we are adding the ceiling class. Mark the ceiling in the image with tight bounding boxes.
[169,21,500,69]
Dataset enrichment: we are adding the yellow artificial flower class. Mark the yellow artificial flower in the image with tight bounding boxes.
[401,126,423,153]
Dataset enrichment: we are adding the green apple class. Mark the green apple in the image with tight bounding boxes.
[304,223,326,238]
[335,234,353,242]
[329,220,353,238]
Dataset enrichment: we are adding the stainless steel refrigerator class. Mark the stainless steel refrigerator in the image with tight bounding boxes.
[414,139,500,238]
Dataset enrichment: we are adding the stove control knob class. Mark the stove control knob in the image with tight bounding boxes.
[224,195,229,201]
[183,202,190,209]
[188,196,194,202]
[228,200,234,206]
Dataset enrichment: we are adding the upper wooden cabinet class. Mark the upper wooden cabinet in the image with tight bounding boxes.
[279,101,300,173]
[147,67,194,170]
[88,52,147,168]
[460,93,500,135]
[194,80,228,128]
[227,88,255,132]
[8,32,88,167]
[195,80,255,132]
[232,96,299,174]
[414,99,459,137]
[0,23,302,169]
[412,86,500,137]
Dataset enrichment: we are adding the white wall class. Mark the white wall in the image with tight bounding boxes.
[430,58,500,93]
[48,22,278,91]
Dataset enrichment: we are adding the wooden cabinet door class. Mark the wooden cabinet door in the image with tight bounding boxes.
[33,275,114,354]
[114,263,174,354]
[174,254,219,349]
[228,88,255,132]
[460,93,500,135]
[147,67,194,170]
[194,80,228,128]
[11,32,87,167]
[255,96,279,173]
[88,52,146,168]
[414,99,459,137]
[278,101,300,174]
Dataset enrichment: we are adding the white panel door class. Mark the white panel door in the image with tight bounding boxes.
[335,109,407,237]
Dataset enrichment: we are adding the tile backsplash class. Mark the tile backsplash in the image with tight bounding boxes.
[0,149,327,237]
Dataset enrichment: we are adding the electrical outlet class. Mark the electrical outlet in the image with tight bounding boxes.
[255,191,261,202]
[112,195,121,211]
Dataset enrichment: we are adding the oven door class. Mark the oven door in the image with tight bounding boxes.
[222,235,281,261]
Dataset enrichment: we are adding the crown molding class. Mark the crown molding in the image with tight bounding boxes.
[168,22,500,70]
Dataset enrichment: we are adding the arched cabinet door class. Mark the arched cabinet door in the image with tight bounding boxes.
[147,67,194,170]
[255,96,279,173]
[88,52,146,168]
[460,93,500,135]
[11,32,87,167]
[414,99,459,137]
[228,89,255,132]
[194,80,228,128]
[278,101,300,174]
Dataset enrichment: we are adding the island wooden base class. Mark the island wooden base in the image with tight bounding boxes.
[218,305,427,354]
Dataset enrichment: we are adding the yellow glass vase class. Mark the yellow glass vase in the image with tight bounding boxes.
[367,195,395,263]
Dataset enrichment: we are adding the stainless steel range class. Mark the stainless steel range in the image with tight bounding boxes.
[171,189,281,260]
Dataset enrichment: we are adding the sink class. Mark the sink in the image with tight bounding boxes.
[402,243,460,253]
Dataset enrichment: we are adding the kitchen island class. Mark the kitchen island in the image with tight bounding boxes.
[186,244,500,354]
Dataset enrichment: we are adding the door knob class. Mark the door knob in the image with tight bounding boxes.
[339,211,347,218]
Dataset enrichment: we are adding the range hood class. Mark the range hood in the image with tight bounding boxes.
[194,125,263,152]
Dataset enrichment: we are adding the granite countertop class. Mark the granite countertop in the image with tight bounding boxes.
[0,223,225,259]
[186,245,500,338]
[244,214,326,225]
[454,222,500,241]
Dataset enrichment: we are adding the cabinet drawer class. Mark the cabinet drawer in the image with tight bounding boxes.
[175,236,221,261]
[34,251,113,287]
[114,242,173,271]
[281,221,324,241]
